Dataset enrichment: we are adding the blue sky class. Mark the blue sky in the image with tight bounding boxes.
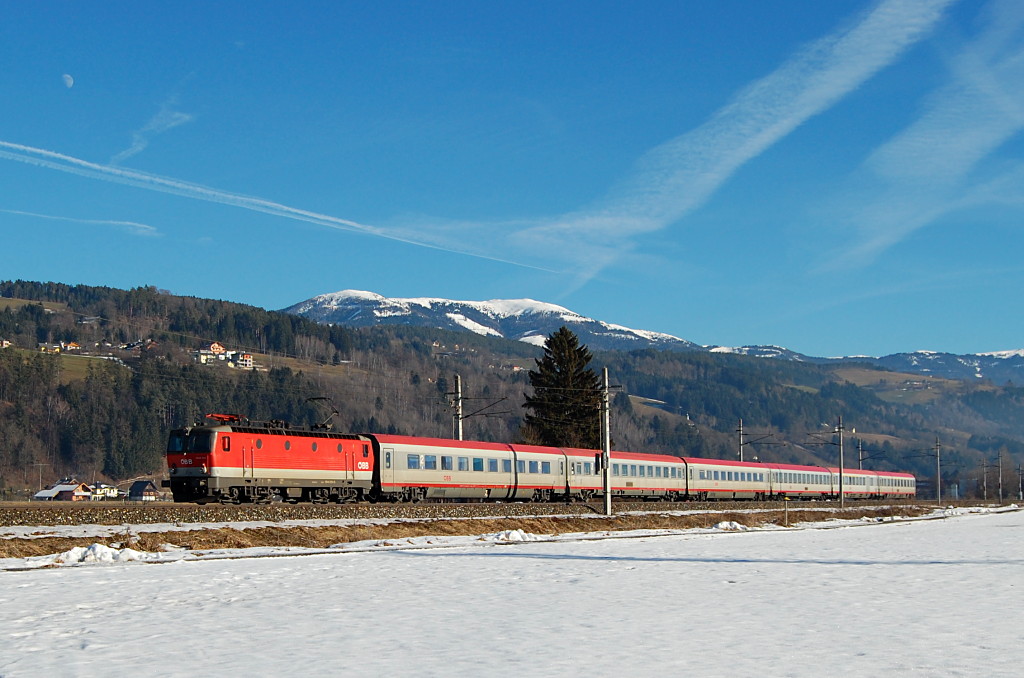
[2,0,1022,357]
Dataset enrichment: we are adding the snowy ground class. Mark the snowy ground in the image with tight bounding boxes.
[1,506,1022,676]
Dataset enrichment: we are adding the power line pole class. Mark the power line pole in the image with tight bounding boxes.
[452,373,463,441]
[33,463,49,492]
[601,367,612,517]
[837,416,845,509]
[737,418,744,462]
[934,437,941,504]
[997,449,1003,503]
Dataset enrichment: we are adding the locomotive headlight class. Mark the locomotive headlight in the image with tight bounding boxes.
[201,464,208,474]
[170,465,177,475]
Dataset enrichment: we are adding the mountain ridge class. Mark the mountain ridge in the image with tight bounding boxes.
[283,290,1024,384]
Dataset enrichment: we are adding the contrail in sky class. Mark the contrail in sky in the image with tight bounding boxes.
[0,0,955,288]
[511,0,957,287]
[0,208,159,236]
[0,140,553,272]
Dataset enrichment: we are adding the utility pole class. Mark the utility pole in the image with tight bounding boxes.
[837,416,845,509]
[737,419,744,462]
[858,439,864,470]
[452,373,463,441]
[982,459,989,500]
[33,463,49,492]
[998,449,1004,503]
[601,367,612,517]
[1017,464,1023,501]
[934,437,941,504]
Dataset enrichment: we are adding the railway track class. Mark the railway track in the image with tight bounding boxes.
[0,498,935,528]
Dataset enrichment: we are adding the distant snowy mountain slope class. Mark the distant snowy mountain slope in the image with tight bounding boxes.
[282,290,1024,383]
[281,290,700,352]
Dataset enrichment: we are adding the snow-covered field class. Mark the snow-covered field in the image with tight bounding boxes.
[1,506,1022,676]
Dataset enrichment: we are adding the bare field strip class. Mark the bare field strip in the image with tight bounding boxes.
[0,504,934,560]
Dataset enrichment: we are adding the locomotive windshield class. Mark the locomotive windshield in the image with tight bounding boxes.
[167,431,188,454]
[186,431,215,453]
[166,430,215,454]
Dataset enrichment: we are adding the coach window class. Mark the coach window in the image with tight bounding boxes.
[488,458,499,473]
[639,466,645,478]
[442,456,453,471]
[529,461,539,473]
[584,462,592,475]
[385,451,391,469]
[542,461,551,474]
[407,454,421,470]
[517,460,526,473]
[458,457,469,471]
[503,459,512,473]
[473,457,484,472]
[424,455,437,470]
[612,464,620,476]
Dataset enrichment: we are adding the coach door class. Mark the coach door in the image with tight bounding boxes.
[380,447,395,492]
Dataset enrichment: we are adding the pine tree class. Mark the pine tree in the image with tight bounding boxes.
[521,326,601,449]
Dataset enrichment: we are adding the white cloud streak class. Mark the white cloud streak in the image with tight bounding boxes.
[826,0,1024,266]
[507,0,956,287]
[0,0,954,289]
[110,101,194,165]
[0,140,553,272]
[0,209,159,237]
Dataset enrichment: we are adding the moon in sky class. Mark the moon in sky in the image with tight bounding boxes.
[62,74,74,88]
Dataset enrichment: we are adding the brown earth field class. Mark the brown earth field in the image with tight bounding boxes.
[0,505,934,560]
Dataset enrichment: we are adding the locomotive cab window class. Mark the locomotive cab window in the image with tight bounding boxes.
[187,432,215,453]
[167,432,187,453]
[221,436,230,452]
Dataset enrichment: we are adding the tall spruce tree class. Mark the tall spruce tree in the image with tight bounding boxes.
[521,326,602,449]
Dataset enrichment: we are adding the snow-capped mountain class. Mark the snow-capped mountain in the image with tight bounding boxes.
[282,290,700,352]
[847,350,1024,385]
[282,290,1024,383]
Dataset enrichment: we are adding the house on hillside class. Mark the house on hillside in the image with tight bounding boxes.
[90,483,120,500]
[34,481,92,501]
[0,339,11,349]
[128,480,161,502]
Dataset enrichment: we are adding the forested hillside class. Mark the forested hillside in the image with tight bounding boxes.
[1,280,1022,499]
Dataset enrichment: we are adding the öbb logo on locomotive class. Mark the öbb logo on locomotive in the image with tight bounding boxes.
[163,413,916,504]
